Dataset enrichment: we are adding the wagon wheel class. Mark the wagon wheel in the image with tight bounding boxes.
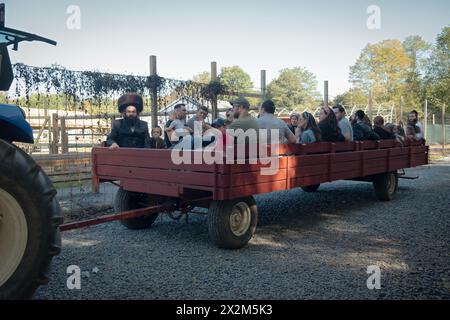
[114,188,165,230]
[0,140,62,299]
[373,172,398,201]
[301,184,320,193]
[207,196,258,249]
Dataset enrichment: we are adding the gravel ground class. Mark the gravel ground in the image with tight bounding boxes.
[35,163,450,300]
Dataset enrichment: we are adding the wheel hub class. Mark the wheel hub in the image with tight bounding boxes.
[387,174,397,194]
[229,202,251,237]
[0,188,28,287]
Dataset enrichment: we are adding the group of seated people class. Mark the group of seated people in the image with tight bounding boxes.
[286,104,424,145]
[106,93,424,150]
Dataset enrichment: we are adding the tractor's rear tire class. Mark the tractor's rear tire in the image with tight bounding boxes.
[208,197,258,249]
[301,184,320,193]
[373,172,398,201]
[114,188,162,230]
[0,140,63,300]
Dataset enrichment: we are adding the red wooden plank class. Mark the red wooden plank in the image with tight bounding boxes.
[410,146,428,154]
[363,165,389,176]
[289,164,328,178]
[302,142,332,154]
[364,158,388,169]
[227,157,288,173]
[97,165,215,187]
[331,152,360,163]
[390,148,410,157]
[335,142,357,152]
[330,161,360,173]
[360,141,378,150]
[289,154,329,167]
[363,149,389,160]
[97,154,217,172]
[290,174,329,188]
[378,140,395,148]
[215,180,288,200]
[216,170,288,188]
[121,179,183,197]
[329,170,362,181]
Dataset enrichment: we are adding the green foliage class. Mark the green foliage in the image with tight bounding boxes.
[348,27,449,116]
[201,80,227,100]
[350,40,412,104]
[425,26,450,111]
[219,66,253,93]
[192,71,211,84]
[267,67,321,111]
[333,88,368,106]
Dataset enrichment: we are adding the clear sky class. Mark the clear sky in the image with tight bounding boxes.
[4,0,450,98]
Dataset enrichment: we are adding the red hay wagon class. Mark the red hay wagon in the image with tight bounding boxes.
[61,139,429,249]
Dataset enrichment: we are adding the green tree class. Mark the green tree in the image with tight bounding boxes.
[219,66,253,93]
[402,36,432,109]
[425,26,450,110]
[350,40,412,104]
[267,67,320,111]
[333,88,368,107]
[192,71,211,84]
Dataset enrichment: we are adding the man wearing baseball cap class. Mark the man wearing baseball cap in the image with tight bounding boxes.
[228,97,259,131]
[227,97,260,145]
[106,92,152,149]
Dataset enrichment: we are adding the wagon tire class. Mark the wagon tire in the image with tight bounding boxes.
[301,184,320,193]
[373,172,398,201]
[208,196,257,249]
[114,188,162,230]
[0,139,63,300]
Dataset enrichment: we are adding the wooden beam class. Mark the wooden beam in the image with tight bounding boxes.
[150,55,158,128]
[211,61,218,119]
[261,70,267,101]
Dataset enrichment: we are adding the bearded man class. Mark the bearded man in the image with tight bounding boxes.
[106,93,151,149]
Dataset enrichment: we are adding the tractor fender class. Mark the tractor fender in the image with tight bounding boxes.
[0,104,34,143]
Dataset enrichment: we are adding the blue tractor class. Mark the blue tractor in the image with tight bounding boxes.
[0,4,63,299]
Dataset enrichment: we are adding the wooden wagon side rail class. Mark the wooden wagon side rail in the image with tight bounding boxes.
[92,140,429,201]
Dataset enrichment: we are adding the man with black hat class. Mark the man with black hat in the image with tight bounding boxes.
[106,93,152,149]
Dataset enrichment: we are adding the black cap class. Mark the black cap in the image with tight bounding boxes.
[212,118,226,128]
[118,93,144,113]
[229,97,250,109]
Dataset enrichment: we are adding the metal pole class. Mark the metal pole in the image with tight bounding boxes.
[150,55,158,128]
[211,61,218,119]
[261,70,267,101]
[424,99,428,141]
[368,89,373,122]
[443,104,446,155]
[324,81,329,108]
[400,96,404,124]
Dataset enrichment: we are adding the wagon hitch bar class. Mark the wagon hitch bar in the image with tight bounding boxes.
[60,196,211,232]
[398,169,419,180]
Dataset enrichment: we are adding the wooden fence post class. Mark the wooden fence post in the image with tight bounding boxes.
[60,117,69,154]
[211,61,218,119]
[261,70,267,101]
[51,113,59,154]
[150,55,158,128]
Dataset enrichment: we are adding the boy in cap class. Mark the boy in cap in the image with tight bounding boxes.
[106,93,152,149]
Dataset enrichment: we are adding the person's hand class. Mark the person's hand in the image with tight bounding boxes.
[109,143,120,149]
[185,126,194,134]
